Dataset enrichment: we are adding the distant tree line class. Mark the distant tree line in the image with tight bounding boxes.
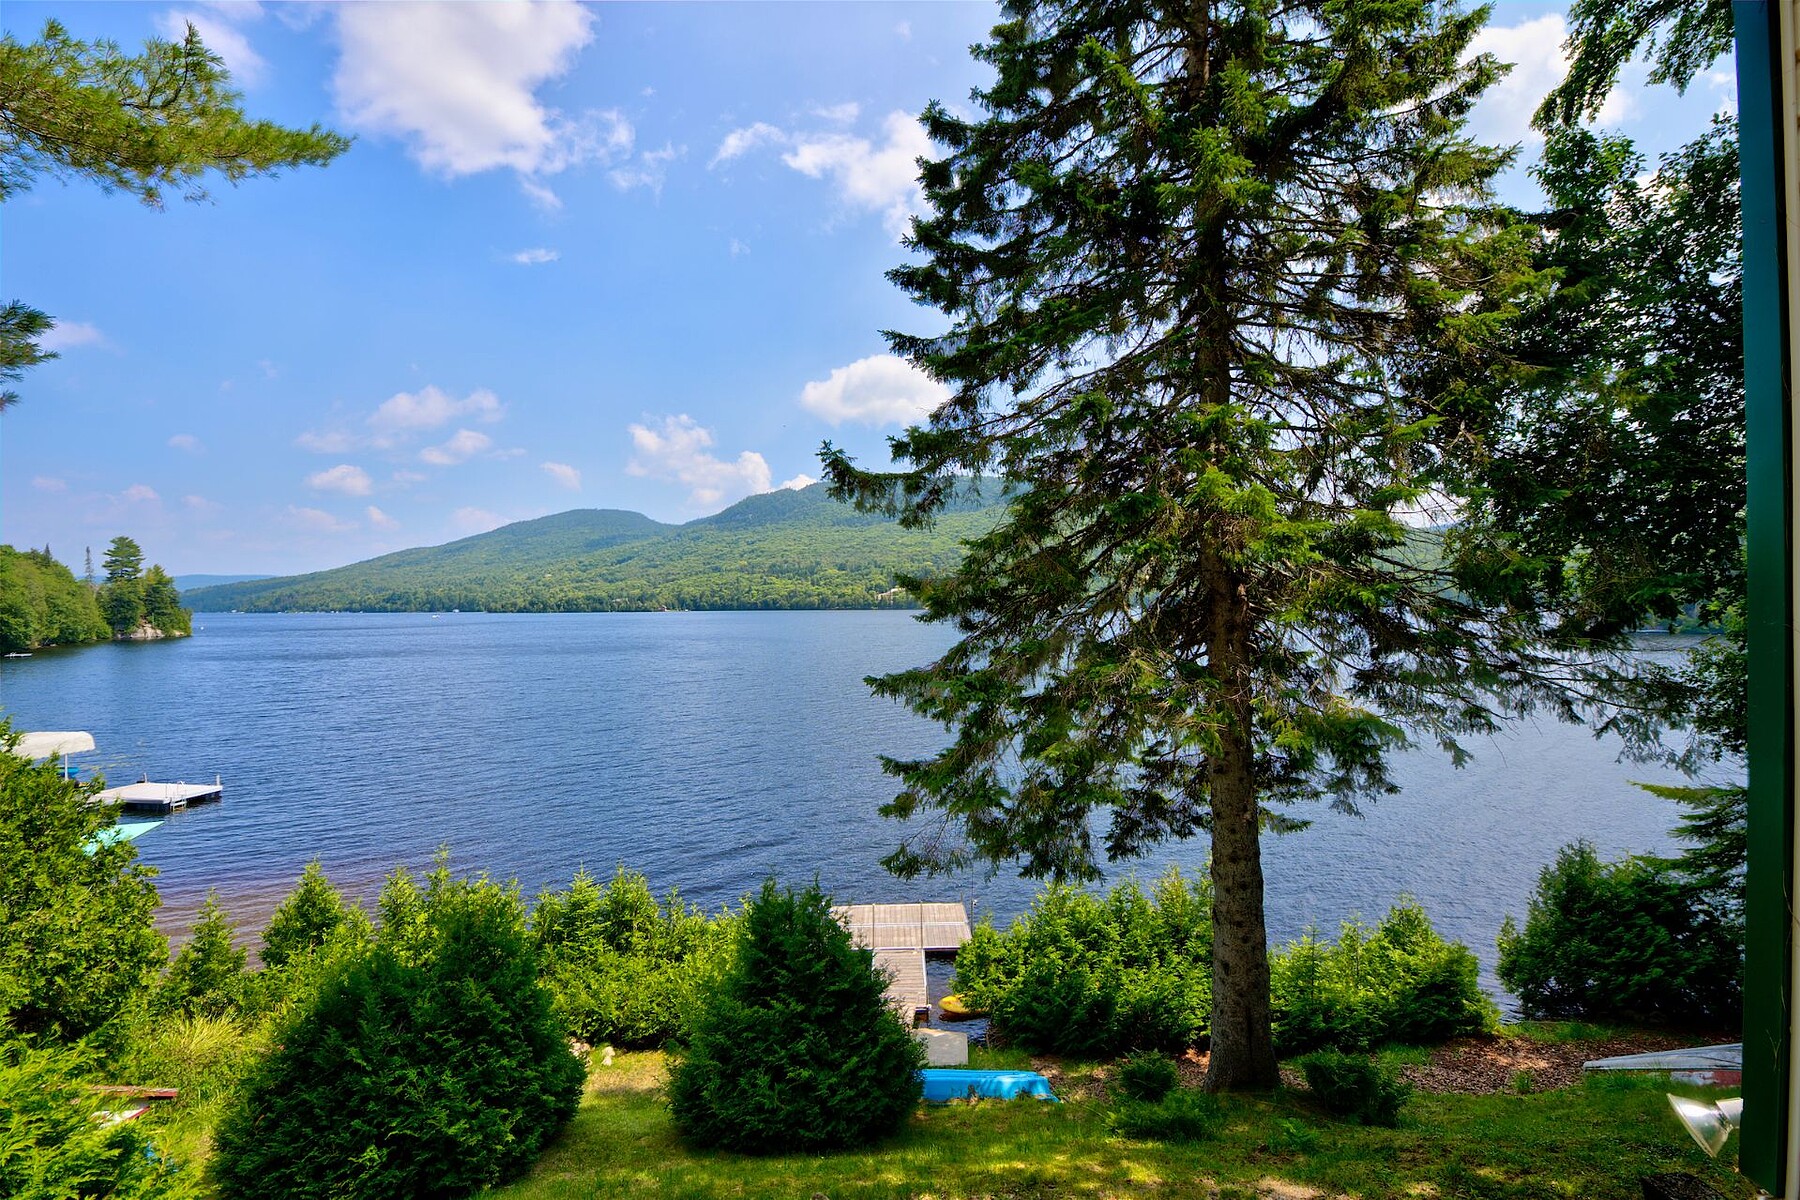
[0,535,189,652]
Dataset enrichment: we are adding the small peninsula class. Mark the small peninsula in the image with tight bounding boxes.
[0,536,192,653]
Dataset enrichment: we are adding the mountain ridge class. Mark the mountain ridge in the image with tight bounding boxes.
[185,484,1000,613]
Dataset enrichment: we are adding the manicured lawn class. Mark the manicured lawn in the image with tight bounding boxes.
[478,1048,1755,1200]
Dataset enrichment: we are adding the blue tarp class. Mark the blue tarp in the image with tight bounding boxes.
[920,1069,1059,1103]
[83,821,163,855]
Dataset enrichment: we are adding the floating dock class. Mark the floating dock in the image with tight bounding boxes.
[95,779,223,815]
[833,903,972,1017]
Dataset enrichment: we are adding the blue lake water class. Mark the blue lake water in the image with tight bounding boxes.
[0,611,1720,1003]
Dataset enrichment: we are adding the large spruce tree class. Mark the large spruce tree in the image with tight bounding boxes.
[824,0,1654,1088]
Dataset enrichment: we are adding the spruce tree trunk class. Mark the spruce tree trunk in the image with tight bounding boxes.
[1202,579,1279,1091]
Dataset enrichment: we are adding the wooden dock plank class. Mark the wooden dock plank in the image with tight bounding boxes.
[873,948,927,1015]
[832,903,971,1013]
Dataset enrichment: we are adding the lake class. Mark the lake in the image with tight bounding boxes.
[0,611,1720,1002]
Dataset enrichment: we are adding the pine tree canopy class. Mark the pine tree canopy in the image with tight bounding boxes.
[0,19,348,410]
[0,19,349,207]
[823,0,1667,1089]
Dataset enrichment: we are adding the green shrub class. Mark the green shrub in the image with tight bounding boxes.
[1116,1051,1179,1102]
[210,866,584,1200]
[0,1035,199,1199]
[0,724,166,1040]
[258,860,369,970]
[1497,841,1742,1026]
[667,879,923,1154]
[951,868,1213,1056]
[1270,900,1497,1055]
[1108,1089,1225,1143]
[1298,1050,1412,1127]
[155,893,245,1018]
[238,865,373,1021]
[533,866,735,1047]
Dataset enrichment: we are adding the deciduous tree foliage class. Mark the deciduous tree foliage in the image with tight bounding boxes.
[824,0,1651,1089]
[0,545,109,653]
[0,720,166,1041]
[0,19,348,408]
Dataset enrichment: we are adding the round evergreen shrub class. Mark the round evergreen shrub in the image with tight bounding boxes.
[667,879,923,1154]
[1497,841,1741,1026]
[210,869,584,1200]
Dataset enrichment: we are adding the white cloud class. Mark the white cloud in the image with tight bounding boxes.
[392,469,428,485]
[296,428,358,453]
[298,385,506,455]
[800,354,949,426]
[259,358,278,379]
[307,463,374,496]
[331,2,626,201]
[158,8,268,86]
[39,320,105,353]
[610,142,682,194]
[167,433,203,452]
[814,102,860,124]
[420,428,493,465]
[451,506,505,535]
[32,476,66,493]
[510,247,560,265]
[122,484,161,504]
[287,505,356,534]
[365,505,400,530]
[1466,15,1635,150]
[184,494,222,513]
[782,111,931,236]
[710,121,785,167]
[519,177,565,210]
[626,414,772,507]
[780,473,817,491]
[371,385,504,432]
[541,461,582,490]
[894,20,912,40]
[729,237,750,258]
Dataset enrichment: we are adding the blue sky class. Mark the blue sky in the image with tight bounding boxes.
[2,2,1735,575]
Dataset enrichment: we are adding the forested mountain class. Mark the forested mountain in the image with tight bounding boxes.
[173,574,274,592]
[185,484,1004,613]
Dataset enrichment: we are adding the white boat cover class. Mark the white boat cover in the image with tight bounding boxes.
[12,731,96,760]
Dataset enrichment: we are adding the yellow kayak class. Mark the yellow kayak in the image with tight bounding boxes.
[938,994,987,1020]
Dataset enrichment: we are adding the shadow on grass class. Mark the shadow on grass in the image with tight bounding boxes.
[481,1053,1756,1200]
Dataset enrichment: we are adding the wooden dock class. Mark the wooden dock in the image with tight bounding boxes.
[95,780,223,815]
[833,903,972,1017]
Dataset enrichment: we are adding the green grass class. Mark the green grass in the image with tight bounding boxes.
[476,1050,1756,1200]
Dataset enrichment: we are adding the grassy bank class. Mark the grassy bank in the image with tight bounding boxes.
[475,1047,1751,1200]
